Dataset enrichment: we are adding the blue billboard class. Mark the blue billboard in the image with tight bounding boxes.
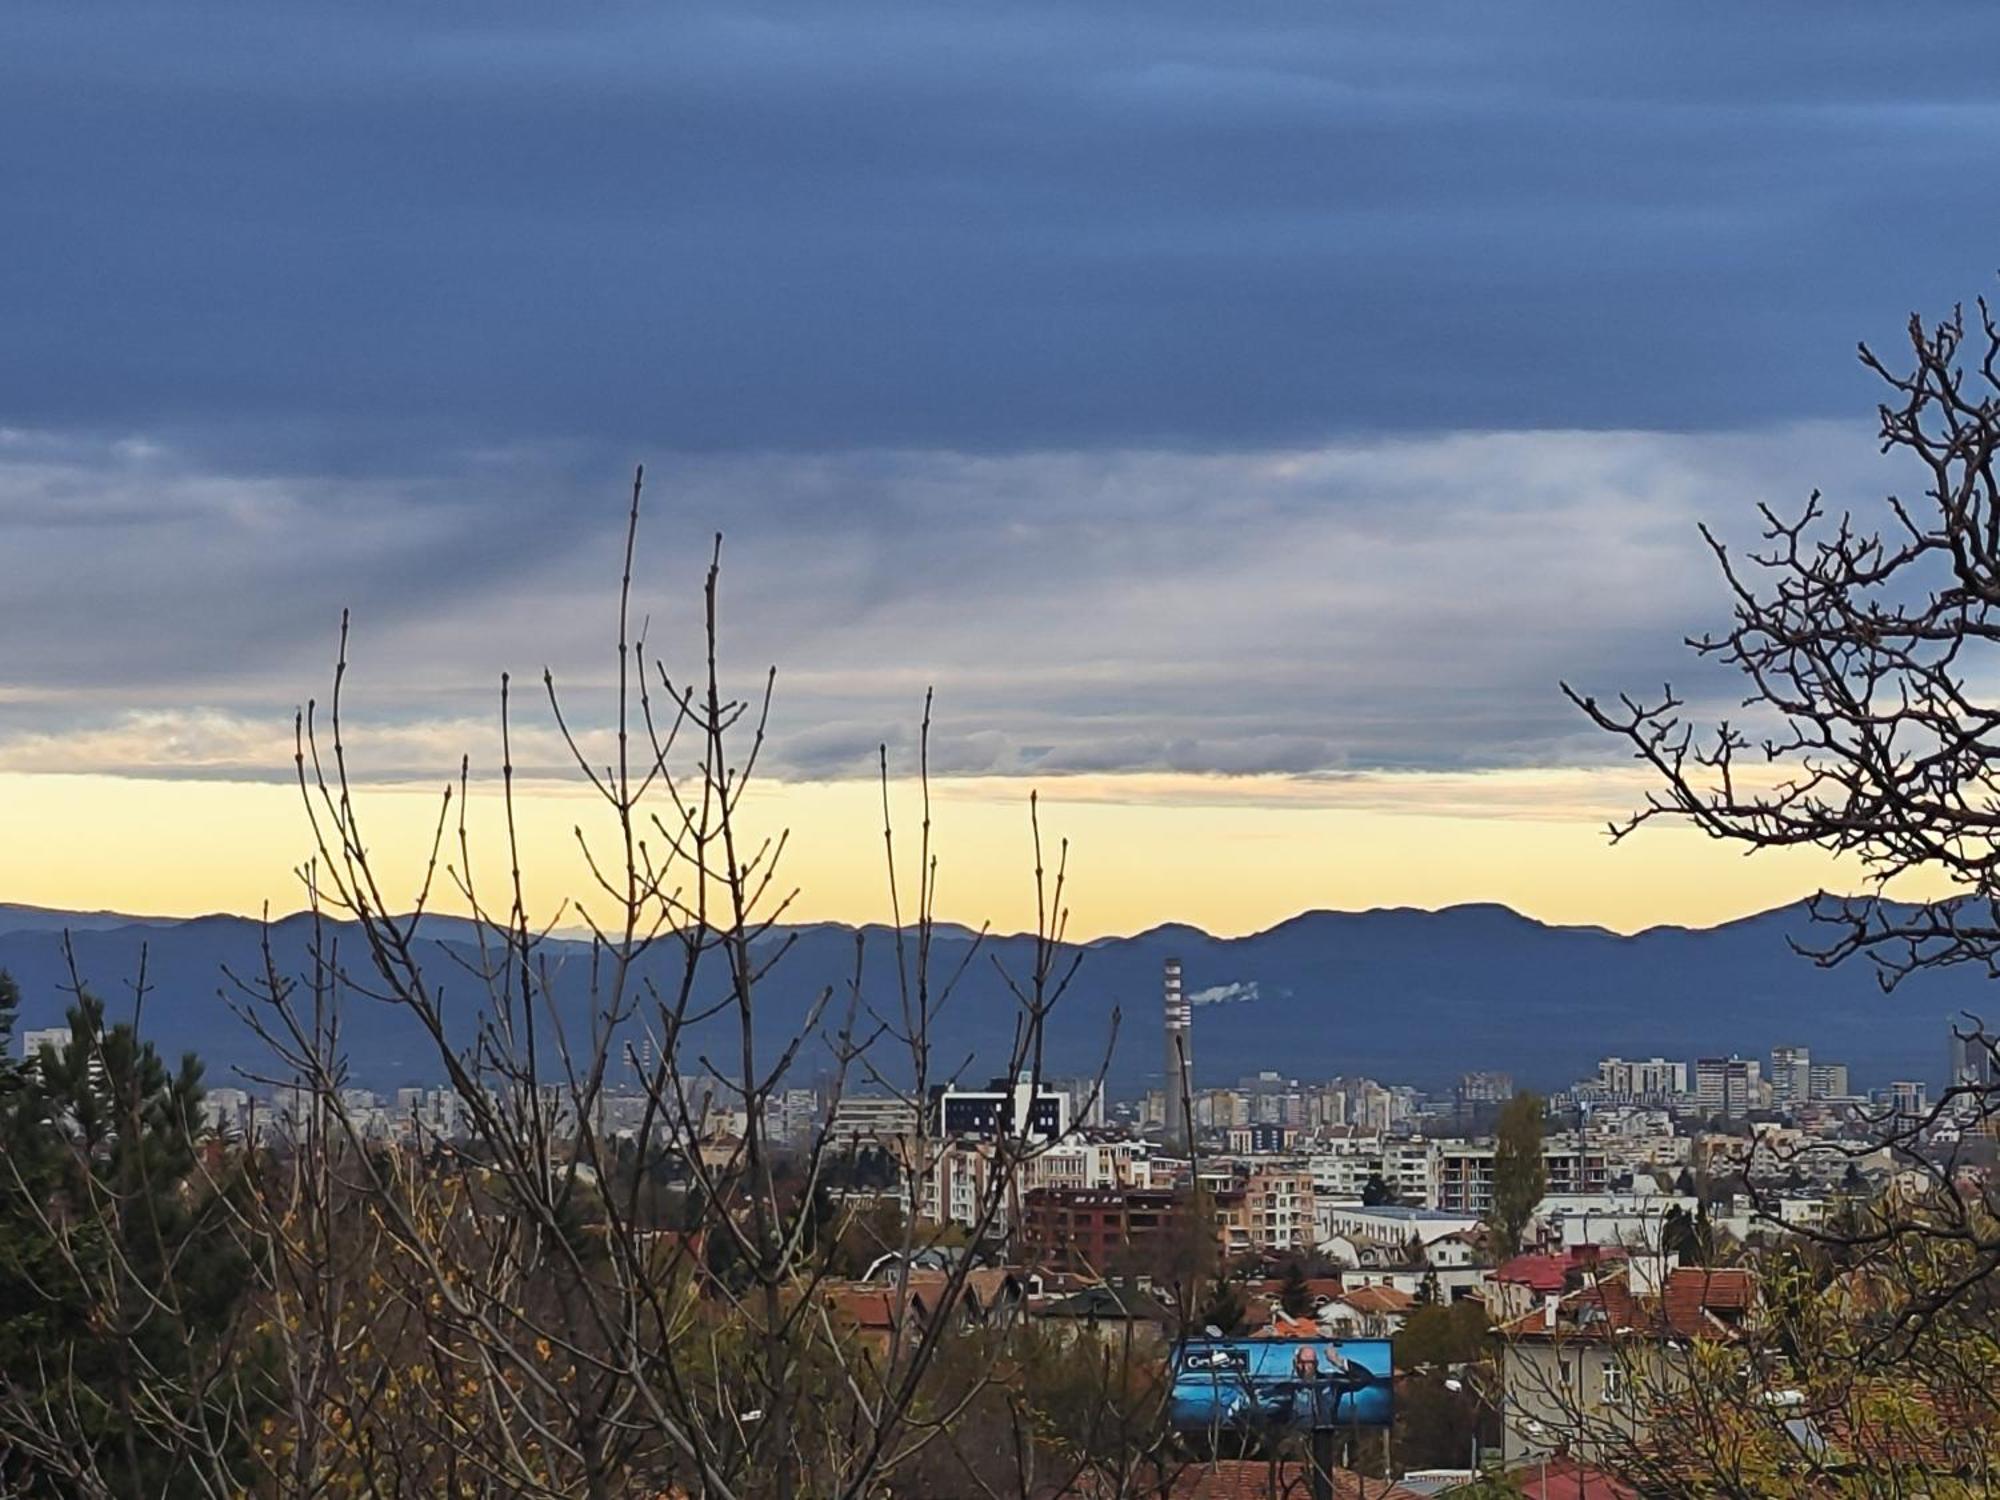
[1168,1337,1393,1433]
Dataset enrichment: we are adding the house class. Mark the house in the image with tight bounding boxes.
[1032,1281,1175,1348]
[861,1244,969,1281]
[1319,1282,1414,1338]
[1329,1231,1487,1305]
[820,1284,927,1354]
[1248,1310,1322,1340]
[1494,1264,1754,1465]
[819,1266,1034,1352]
[1484,1245,1631,1324]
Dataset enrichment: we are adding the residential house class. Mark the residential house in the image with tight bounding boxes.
[1494,1264,1755,1465]
[1318,1283,1414,1338]
[1032,1281,1176,1349]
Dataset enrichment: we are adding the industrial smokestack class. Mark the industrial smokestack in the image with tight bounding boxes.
[1163,957,1192,1146]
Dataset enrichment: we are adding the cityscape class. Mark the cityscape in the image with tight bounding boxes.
[8,899,2000,1494]
[10,4,2000,1496]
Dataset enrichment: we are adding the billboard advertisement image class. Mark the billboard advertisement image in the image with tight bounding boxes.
[1168,1337,1393,1434]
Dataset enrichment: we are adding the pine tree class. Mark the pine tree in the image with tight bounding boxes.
[1278,1259,1313,1319]
[0,978,252,1497]
[1194,1276,1246,1337]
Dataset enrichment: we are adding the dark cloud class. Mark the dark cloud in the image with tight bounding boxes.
[0,425,1900,784]
[0,4,1989,789]
[5,2,2000,461]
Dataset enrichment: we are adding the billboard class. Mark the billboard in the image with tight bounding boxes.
[1168,1337,1393,1433]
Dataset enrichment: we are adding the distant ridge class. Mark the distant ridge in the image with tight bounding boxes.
[0,902,186,936]
[0,897,1975,1092]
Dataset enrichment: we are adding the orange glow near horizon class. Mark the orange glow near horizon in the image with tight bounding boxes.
[0,768,1938,939]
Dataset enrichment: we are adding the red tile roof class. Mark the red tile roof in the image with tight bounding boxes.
[1340,1284,1414,1315]
[820,1286,912,1332]
[1504,1455,1636,1499]
[1490,1245,1629,1294]
[1659,1265,1752,1337]
[1249,1312,1322,1338]
[1497,1263,1754,1342]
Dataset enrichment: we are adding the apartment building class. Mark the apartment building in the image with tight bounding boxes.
[1307,1136,1437,1206]
[1434,1140,1610,1216]
[1241,1163,1316,1251]
[1596,1057,1689,1102]
[1018,1186,1184,1275]
[826,1094,920,1152]
[1694,1056,1762,1119]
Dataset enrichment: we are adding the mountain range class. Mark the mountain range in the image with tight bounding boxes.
[0,899,1983,1095]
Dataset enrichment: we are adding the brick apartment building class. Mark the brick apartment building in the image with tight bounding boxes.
[1020,1187,1186,1275]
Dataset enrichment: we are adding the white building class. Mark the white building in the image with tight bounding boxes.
[826,1094,920,1151]
[1596,1057,1688,1102]
[1769,1046,1812,1109]
[1535,1191,1698,1253]
[1694,1056,1761,1118]
[1316,1203,1481,1255]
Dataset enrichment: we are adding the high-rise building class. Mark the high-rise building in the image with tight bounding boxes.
[1770,1046,1812,1109]
[1887,1080,1929,1129]
[1162,958,1193,1145]
[1456,1070,1514,1107]
[1808,1063,1850,1101]
[934,1075,1068,1142]
[1950,1025,1995,1091]
[1694,1056,1760,1119]
[1052,1076,1108,1129]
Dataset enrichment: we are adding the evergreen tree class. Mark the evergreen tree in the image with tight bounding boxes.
[0,976,251,1497]
[1277,1258,1313,1319]
[1193,1276,1246,1336]
[798,1180,839,1264]
[1661,1204,1697,1263]
[1690,1202,1716,1266]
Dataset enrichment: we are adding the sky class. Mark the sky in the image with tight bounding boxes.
[3,1,1998,936]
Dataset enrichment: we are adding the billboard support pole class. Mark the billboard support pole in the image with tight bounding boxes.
[1308,1425,1335,1500]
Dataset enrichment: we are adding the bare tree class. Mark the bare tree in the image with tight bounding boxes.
[216,470,1153,1498]
[1561,297,2000,1487]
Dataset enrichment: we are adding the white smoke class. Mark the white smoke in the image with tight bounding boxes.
[1189,980,1260,1007]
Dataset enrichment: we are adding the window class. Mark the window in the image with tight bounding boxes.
[1601,1360,1626,1405]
